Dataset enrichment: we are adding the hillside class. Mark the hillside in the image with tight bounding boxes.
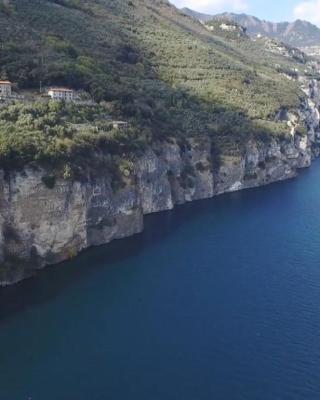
[0,0,316,173]
[181,7,320,48]
[180,7,213,22]
[1,0,320,283]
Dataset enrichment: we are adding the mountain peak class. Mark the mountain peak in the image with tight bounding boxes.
[181,8,320,48]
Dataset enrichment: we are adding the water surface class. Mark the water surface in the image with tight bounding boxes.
[1,162,320,399]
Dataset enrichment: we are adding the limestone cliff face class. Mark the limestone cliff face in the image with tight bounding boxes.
[1,81,320,285]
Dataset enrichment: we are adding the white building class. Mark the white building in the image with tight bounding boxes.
[48,88,74,101]
[112,121,129,130]
[0,80,12,98]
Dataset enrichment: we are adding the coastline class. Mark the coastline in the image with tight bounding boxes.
[0,130,318,286]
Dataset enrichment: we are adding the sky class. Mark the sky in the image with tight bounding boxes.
[170,0,320,25]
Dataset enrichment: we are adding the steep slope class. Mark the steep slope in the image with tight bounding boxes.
[180,7,213,22]
[181,7,320,48]
[0,0,314,169]
[1,0,320,283]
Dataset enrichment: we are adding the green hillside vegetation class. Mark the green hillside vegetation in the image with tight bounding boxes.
[0,0,315,174]
[0,101,150,171]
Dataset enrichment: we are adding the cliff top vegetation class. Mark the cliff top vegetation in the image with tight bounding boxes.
[0,0,317,171]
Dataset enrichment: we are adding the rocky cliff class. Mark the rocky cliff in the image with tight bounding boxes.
[1,79,320,285]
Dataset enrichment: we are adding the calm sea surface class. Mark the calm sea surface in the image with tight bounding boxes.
[1,161,320,400]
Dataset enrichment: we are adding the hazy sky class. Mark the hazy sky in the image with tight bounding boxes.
[170,0,320,25]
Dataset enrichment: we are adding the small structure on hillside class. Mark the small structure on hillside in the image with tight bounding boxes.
[112,121,129,130]
[0,80,12,98]
[48,87,74,102]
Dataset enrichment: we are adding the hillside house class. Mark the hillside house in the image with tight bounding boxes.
[112,121,129,130]
[0,80,12,98]
[48,88,74,101]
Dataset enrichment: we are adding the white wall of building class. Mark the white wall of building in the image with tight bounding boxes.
[0,82,12,97]
[48,89,74,101]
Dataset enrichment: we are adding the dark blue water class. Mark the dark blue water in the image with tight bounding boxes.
[1,162,320,400]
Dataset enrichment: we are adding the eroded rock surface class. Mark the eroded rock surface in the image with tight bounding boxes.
[1,78,320,285]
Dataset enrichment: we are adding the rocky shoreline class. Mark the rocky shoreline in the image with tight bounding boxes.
[0,78,320,285]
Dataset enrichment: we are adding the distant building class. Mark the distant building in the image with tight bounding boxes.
[0,80,12,98]
[112,121,129,130]
[48,88,74,101]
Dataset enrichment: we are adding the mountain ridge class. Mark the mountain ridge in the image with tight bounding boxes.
[181,7,320,48]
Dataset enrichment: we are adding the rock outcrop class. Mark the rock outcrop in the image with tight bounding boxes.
[1,78,320,285]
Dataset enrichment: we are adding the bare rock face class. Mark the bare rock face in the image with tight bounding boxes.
[0,128,316,285]
[0,168,144,284]
[136,149,173,214]
[0,78,320,285]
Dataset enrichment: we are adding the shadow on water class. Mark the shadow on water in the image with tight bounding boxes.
[0,168,312,324]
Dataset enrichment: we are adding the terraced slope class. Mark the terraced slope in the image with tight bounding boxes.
[0,0,317,168]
